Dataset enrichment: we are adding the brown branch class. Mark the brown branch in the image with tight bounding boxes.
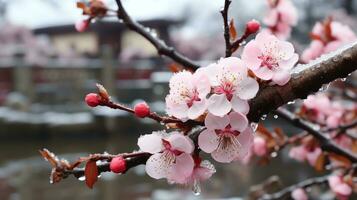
[115,0,200,71]
[258,175,329,200]
[274,108,357,162]
[247,42,357,122]
[221,0,232,57]
[323,120,357,133]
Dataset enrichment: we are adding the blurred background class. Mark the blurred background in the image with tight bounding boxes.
[0,0,356,199]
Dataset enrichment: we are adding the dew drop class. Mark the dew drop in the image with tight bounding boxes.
[192,180,201,196]
[250,123,258,131]
[287,100,295,105]
[273,115,278,119]
[260,114,267,121]
[78,176,86,181]
[341,78,347,81]
[271,152,278,158]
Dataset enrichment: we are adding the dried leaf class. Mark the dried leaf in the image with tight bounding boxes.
[314,153,326,172]
[168,63,183,73]
[329,153,352,168]
[39,149,59,168]
[229,19,237,40]
[85,160,99,189]
[273,128,287,146]
[76,2,86,9]
[96,83,109,102]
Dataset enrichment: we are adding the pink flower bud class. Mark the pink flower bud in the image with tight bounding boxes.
[85,93,100,107]
[110,156,126,174]
[291,188,308,200]
[75,19,90,32]
[246,19,261,34]
[253,137,267,156]
[134,102,150,118]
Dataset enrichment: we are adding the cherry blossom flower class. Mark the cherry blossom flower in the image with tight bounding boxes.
[242,32,298,86]
[303,94,344,128]
[138,131,194,179]
[263,0,298,40]
[328,175,352,200]
[198,112,254,163]
[166,70,210,120]
[291,188,308,200]
[203,57,259,116]
[253,136,268,156]
[75,19,90,32]
[302,19,357,63]
[168,155,216,189]
[289,145,322,167]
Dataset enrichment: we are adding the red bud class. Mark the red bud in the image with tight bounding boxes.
[110,156,126,174]
[85,93,100,107]
[246,19,260,34]
[134,102,150,118]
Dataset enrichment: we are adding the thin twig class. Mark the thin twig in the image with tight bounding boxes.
[115,0,200,71]
[274,108,357,162]
[221,0,232,57]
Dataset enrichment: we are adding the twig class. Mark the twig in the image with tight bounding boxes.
[221,0,232,57]
[323,120,357,133]
[115,0,200,71]
[274,108,357,162]
[258,175,329,200]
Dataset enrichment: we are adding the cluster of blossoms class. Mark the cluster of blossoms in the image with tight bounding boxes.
[137,31,299,188]
[328,175,353,200]
[302,18,357,63]
[263,0,298,40]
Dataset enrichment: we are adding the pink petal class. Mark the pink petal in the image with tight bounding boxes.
[278,40,295,60]
[263,10,279,26]
[236,127,254,160]
[291,188,308,200]
[198,129,219,153]
[328,175,342,188]
[168,133,194,154]
[231,96,250,115]
[253,136,267,156]
[326,115,340,128]
[242,41,263,70]
[211,141,240,163]
[219,57,246,75]
[236,77,259,100]
[138,133,164,154]
[208,94,232,116]
[168,153,194,184]
[289,146,308,162]
[205,113,230,130]
[279,53,299,70]
[145,152,173,179]
[334,183,352,196]
[229,112,248,132]
[194,160,215,182]
[253,66,274,80]
[188,99,207,119]
[272,70,291,86]
[306,148,322,166]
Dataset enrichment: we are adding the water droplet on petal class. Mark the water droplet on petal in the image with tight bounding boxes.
[271,152,278,157]
[78,176,86,181]
[192,179,201,196]
[260,114,267,121]
[273,115,278,119]
[287,100,295,105]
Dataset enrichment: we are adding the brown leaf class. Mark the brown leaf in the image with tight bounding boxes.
[329,153,352,168]
[168,63,183,73]
[85,160,98,189]
[76,2,86,9]
[96,83,109,102]
[273,128,287,146]
[229,19,237,41]
[314,153,326,172]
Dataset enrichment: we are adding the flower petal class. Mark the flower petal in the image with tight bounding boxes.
[188,99,207,120]
[168,133,194,154]
[198,129,219,153]
[231,96,249,115]
[211,139,240,163]
[272,70,291,86]
[167,153,194,184]
[236,127,254,160]
[242,41,263,70]
[205,113,230,130]
[229,112,248,132]
[208,94,232,116]
[137,133,164,154]
[145,152,173,179]
[236,77,259,100]
[253,66,274,80]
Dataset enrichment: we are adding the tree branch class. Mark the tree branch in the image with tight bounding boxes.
[221,0,232,57]
[248,42,357,122]
[274,108,357,162]
[258,175,329,200]
[115,0,200,71]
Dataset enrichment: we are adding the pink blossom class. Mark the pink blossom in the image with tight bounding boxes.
[198,112,253,163]
[289,145,321,166]
[253,136,268,156]
[166,70,210,120]
[291,188,308,200]
[138,131,194,179]
[302,20,357,63]
[263,0,298,40]
[203,57,259,116]
[328,175,352,200]
[168,155,216,187]
[303,94,344,128]
[242,32,298,86]
[75,19,90,32]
